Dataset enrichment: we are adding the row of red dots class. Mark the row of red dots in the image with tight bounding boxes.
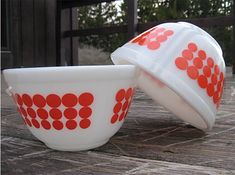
[111,88,133,124]
[14,93,93,130]
[22,116,90,130]
[175,42,224,107]
[18,106,92,120]
[14,93,94,108]
[131,27,174,50]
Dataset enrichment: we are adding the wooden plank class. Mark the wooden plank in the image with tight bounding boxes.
[71,7,79,65]
[45,0,57,66]
[137,16,234,32]
[10,0,22,68]
[60,8,71,65]
[62,25,128,37]
[21,0,34,67]
[56,0,62,66]
[34,0,46,67]
[233,0,235,74]
[1,135,234,174]
[61,0,115,9]
[62,16,233,38]
[127,0,138,40]
[1,0,14,69]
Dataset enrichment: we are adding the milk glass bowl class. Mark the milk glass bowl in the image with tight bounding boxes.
[111,22,225,130]
[3,65,138,151]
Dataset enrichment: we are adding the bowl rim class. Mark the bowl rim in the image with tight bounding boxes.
[3,65,138,83]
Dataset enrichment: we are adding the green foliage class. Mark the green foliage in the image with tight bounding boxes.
[78,2,126,52]
[77,0,233,65]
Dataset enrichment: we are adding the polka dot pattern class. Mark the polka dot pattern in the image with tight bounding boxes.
[111,88,134,124]
[131,27,174,50]
[175,42,225,108]
[13,92,94,130]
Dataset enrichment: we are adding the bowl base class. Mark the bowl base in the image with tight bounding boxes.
[44,139,109,151]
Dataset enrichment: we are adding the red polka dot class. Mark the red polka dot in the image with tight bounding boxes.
[219,72,224,81]
[22,94,33,107]
[182,49,193,60]
[155,27,165,33]
[32,119,40,128]
[79,107,92,118]
[211,74,218,85]
[156,35,167,42]
[113,102,122,114]
[175,57,188,70]
[198,75,208,89]
[66,120,77,130]
[220,83,224,94]
[116,89,125,102]
[27,108,36,118]
[207,57,214,68]
[111,114,119,124]
[79,92,94,106]
[49,108,62,120]
[119,112,125,121]
[122,101,129,111]
[193,57,203,69]
[46,94,61,107]
[41,120,51,130]
[15,94,23,106]
[62,94,77,107]
[139,38,148,45]
[214,65,220,75]
[61,93,77,107]
[164,30,174,36]
[213,91,219,104]
[125,88,133,100]
[64,108,77,119]
[25,118,32,127]
[53,120,63,130]
[203,66,211,77]
[187,66,199,80]
[20,107,27,117]
[149,31,158,39]
[37,108,48,119]
[33,94,46,107]
[132,36,142,43]
[207,83,214,97]
[79,119,91,129]
[217,81,222,92]
[147,41,160,50]
[198,50,206,60]
[188,43,197,52]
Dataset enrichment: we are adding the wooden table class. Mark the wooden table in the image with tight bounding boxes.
[1,75,235,174]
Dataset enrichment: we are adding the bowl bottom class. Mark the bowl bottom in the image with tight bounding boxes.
[44,139,109,151]
[138,71,213,130]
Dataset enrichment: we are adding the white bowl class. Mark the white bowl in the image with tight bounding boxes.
[111,22,225,131]
[3,65,138,151]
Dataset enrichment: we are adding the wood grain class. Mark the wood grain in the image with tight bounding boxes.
[1,75,235,174]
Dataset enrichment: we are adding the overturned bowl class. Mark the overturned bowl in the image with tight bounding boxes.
[3,65,137,151]
[111,22,225,131]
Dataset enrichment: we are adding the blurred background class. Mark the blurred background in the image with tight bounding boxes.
[1,0,234,73]
[77,0,234,65]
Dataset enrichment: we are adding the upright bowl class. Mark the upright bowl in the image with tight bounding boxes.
[3,65,138,151]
